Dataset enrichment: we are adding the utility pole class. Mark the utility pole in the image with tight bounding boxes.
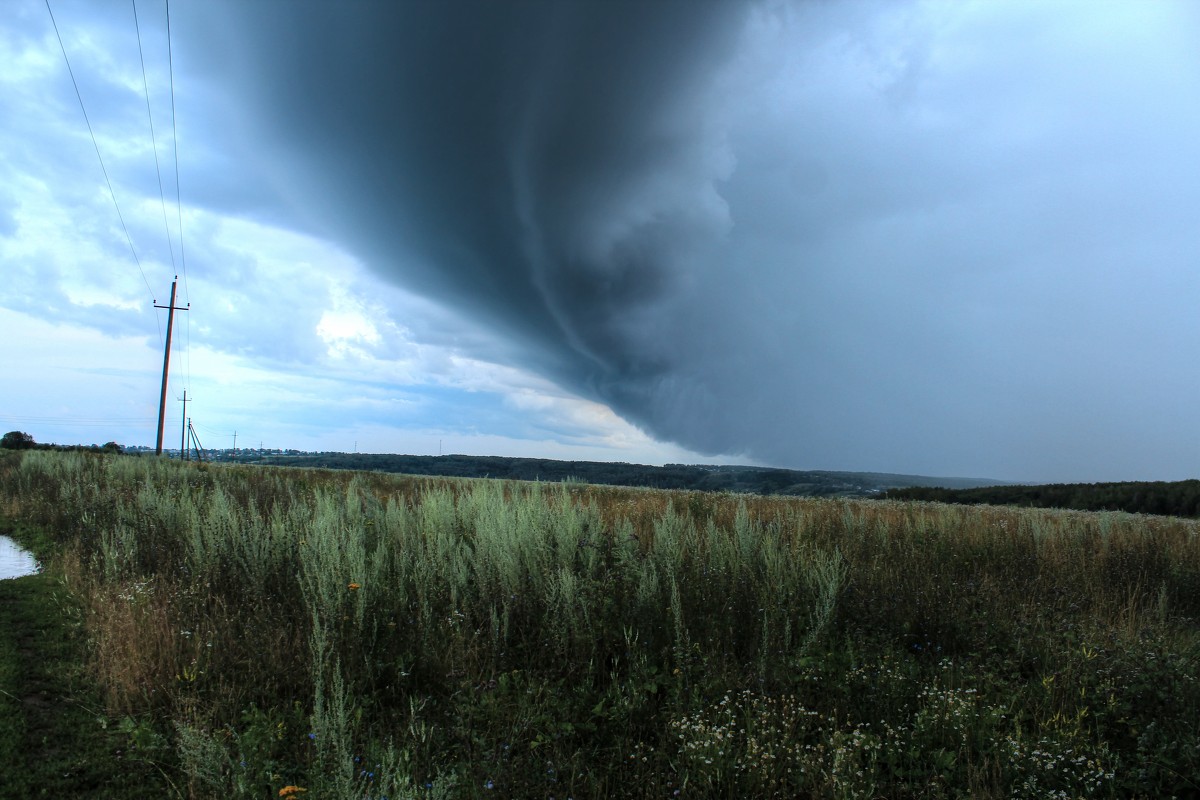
[188,419,207,462]
[155,278,189,455]
[232,431,237,461]
[179,390,188,460]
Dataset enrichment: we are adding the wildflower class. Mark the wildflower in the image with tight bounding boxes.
[279,787,307,797]
[348,582,362,590]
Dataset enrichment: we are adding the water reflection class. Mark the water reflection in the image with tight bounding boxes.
[0,535,39,580]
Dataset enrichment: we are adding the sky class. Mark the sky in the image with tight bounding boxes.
[1,0,1199,483]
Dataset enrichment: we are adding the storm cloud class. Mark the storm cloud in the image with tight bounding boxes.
[173,0,1200,480]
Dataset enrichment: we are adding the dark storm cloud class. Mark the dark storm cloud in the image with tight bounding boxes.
[174,0,1200,480]
[184,0,751,430]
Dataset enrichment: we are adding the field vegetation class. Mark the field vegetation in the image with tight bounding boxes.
[1,449,1198,798]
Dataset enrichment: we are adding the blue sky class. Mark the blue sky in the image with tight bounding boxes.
[3,1,1200,482]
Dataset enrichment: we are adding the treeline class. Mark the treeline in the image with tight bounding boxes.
[884,479,1200,518]
[254,452,999,497]
[1,430,121,454]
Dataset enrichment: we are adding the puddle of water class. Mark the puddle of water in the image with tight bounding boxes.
[0,535,40,580]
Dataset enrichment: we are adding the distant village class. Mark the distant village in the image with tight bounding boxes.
[122,445,310,462]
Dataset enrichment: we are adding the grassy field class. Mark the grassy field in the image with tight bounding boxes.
[1,449,1198,798]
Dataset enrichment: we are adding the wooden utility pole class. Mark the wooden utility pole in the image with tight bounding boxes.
[179,390,189,460]
[155,278,188,455]
[187,419,207,462]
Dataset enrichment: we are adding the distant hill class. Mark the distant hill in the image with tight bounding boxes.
[249,451,1004,498]
[883,480,1200,518]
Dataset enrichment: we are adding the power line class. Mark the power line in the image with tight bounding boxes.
[194,423,235,438]
[165,0,192,394]
[0,414,157,428]
[166,0,187,301]
[44,0,158,306]
[131,0,177,275]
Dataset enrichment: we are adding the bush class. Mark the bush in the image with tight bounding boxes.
[0,431,35,450]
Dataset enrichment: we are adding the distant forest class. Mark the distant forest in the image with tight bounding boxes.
[884,480,1200,518]
[251,452,999,498]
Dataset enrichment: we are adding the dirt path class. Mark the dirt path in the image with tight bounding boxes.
[0,564,171,798]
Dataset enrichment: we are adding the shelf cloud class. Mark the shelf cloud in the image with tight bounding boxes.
[11,0,1197,480]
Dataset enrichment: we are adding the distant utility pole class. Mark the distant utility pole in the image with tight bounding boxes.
[187,418,207,462]
[179,390,189,460]
[155,278,189,455]
[232,431,237,460]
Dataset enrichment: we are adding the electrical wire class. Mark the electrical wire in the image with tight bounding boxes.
[194,423,235,438]
[0,414,157,428]
[166,0,187,301]
[45,0,158,308]
[131,0,177,274]
[165,0,192,396]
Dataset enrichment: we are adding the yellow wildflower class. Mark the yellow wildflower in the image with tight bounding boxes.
[279,787,307,797]
[348,582,361,591]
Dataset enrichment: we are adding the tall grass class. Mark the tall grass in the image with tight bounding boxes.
[2,449,1199,798]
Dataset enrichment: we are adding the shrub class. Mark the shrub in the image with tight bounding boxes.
[0,430,35,450]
